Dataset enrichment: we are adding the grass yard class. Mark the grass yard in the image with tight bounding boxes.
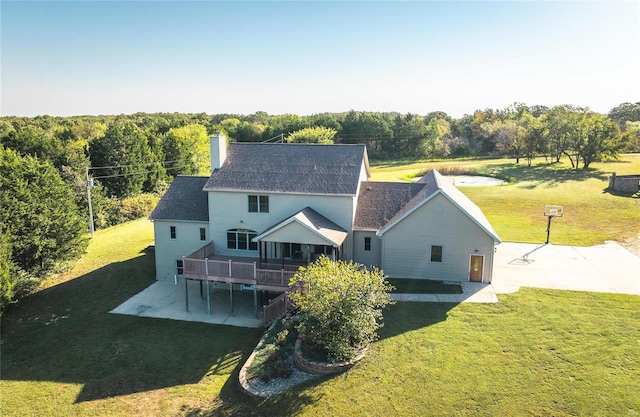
[0,219,263,417]
[2,155,639,416]
[371,154,640,247]
[252,290,640,417]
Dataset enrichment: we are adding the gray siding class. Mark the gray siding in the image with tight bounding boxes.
[153,220,210,281]
[208,191,355,260]
[381,194,495,282]
[352,231,381,268]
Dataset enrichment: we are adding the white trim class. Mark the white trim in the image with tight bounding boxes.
[377,189,501,244]
[254,217,340,247]
[468,254,485,283]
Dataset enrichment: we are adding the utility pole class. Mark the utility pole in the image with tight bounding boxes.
[86,166,95,236]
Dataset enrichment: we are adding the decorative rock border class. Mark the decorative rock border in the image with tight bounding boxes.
[293,337,368,376]
[238,321,276,399]
[238,326,368,399]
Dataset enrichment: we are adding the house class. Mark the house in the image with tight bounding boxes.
[149,134,501,303]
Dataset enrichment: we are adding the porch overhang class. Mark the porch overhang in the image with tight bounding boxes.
[253,207,348,247]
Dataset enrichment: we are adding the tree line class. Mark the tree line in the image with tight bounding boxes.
[1,102,639,313]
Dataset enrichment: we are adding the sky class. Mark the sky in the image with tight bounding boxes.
[1,1,638,118]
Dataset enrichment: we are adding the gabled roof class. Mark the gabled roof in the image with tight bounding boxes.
[203,143,369,196]
[254,207,348,247]
[372,170,501,243]
[149,176,209,222]
[353,182,425,230]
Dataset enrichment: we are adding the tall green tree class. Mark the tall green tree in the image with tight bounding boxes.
[89,121,151,198]
[339,111,393,156]
[608,102,640,129]
[286,126,336,144]
[423,117,450,157]
[0,147,87,275]
[541,105,582,163]
[162,124,209,177]
[392,113,429,157]
[579,113,623,168]
[0,230,15,315]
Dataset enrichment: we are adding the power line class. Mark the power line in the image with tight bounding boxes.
[88,159,184,170]
[91,163,192,180]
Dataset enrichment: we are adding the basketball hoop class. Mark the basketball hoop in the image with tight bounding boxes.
[544,205,564,244]
[544,205,564,218]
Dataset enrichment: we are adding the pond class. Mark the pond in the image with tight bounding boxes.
[445,175,506,186]
[413,175,506,186]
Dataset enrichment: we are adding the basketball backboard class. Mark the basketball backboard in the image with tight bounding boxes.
[544,205,564,217]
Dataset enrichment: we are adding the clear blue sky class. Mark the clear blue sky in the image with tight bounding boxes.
[1,1,638,118]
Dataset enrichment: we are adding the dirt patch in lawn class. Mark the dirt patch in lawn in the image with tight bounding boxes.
[620,233,640,257]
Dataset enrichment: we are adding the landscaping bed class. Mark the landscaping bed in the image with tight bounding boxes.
[387,278,462,294]
[241,317,319,398]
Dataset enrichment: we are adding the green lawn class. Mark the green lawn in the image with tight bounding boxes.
[371,154,640,247]
[0,219,262,417]
[2,155,640,416]
[254,290,640,417]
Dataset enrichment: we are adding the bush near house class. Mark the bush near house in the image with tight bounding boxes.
[289,256,394,361]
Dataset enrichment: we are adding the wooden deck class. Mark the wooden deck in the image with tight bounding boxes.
[183,242,301,292]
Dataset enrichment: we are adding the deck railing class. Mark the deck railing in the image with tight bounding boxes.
[186,242,214,260]
[183,242,299,289]
[262,281,305,326]
[257,269,297,287]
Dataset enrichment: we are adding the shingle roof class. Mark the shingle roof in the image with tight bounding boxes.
[356,170,501,243]
[203,143,368,195]
[254,207,349,247]
[149,176,209,221]
[353,182,425,230]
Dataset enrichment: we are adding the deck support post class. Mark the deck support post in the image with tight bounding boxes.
[254,287,258,318]
[229,282,234,316]
[185,278,189,313]
[200,281,204,299]
[206,280,211,315]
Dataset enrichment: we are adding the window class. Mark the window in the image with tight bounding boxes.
[227,229,258,251]
[176,260,184,275]
[248,195,269,213]
[364,237,371,252]
[170,226,176,240]
[431,245,443,263]
[199,227,206,241]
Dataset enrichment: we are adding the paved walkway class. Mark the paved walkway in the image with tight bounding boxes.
[391,282,499,303]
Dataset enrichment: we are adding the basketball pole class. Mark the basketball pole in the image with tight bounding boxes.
[545,215,552,244]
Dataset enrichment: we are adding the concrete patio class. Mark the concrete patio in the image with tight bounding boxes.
[110,278,265,328]
[111,240,639,327]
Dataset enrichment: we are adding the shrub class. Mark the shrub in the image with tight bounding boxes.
[289,256,394,362]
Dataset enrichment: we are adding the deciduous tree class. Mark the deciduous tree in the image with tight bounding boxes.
[286,126,336,144]
[89,121,151,198]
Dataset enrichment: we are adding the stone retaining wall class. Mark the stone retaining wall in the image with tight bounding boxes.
[237,321,276,399]
[293,337,367,376]
[609,173,640,193]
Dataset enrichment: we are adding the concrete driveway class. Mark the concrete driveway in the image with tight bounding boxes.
[492,241,640,295]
